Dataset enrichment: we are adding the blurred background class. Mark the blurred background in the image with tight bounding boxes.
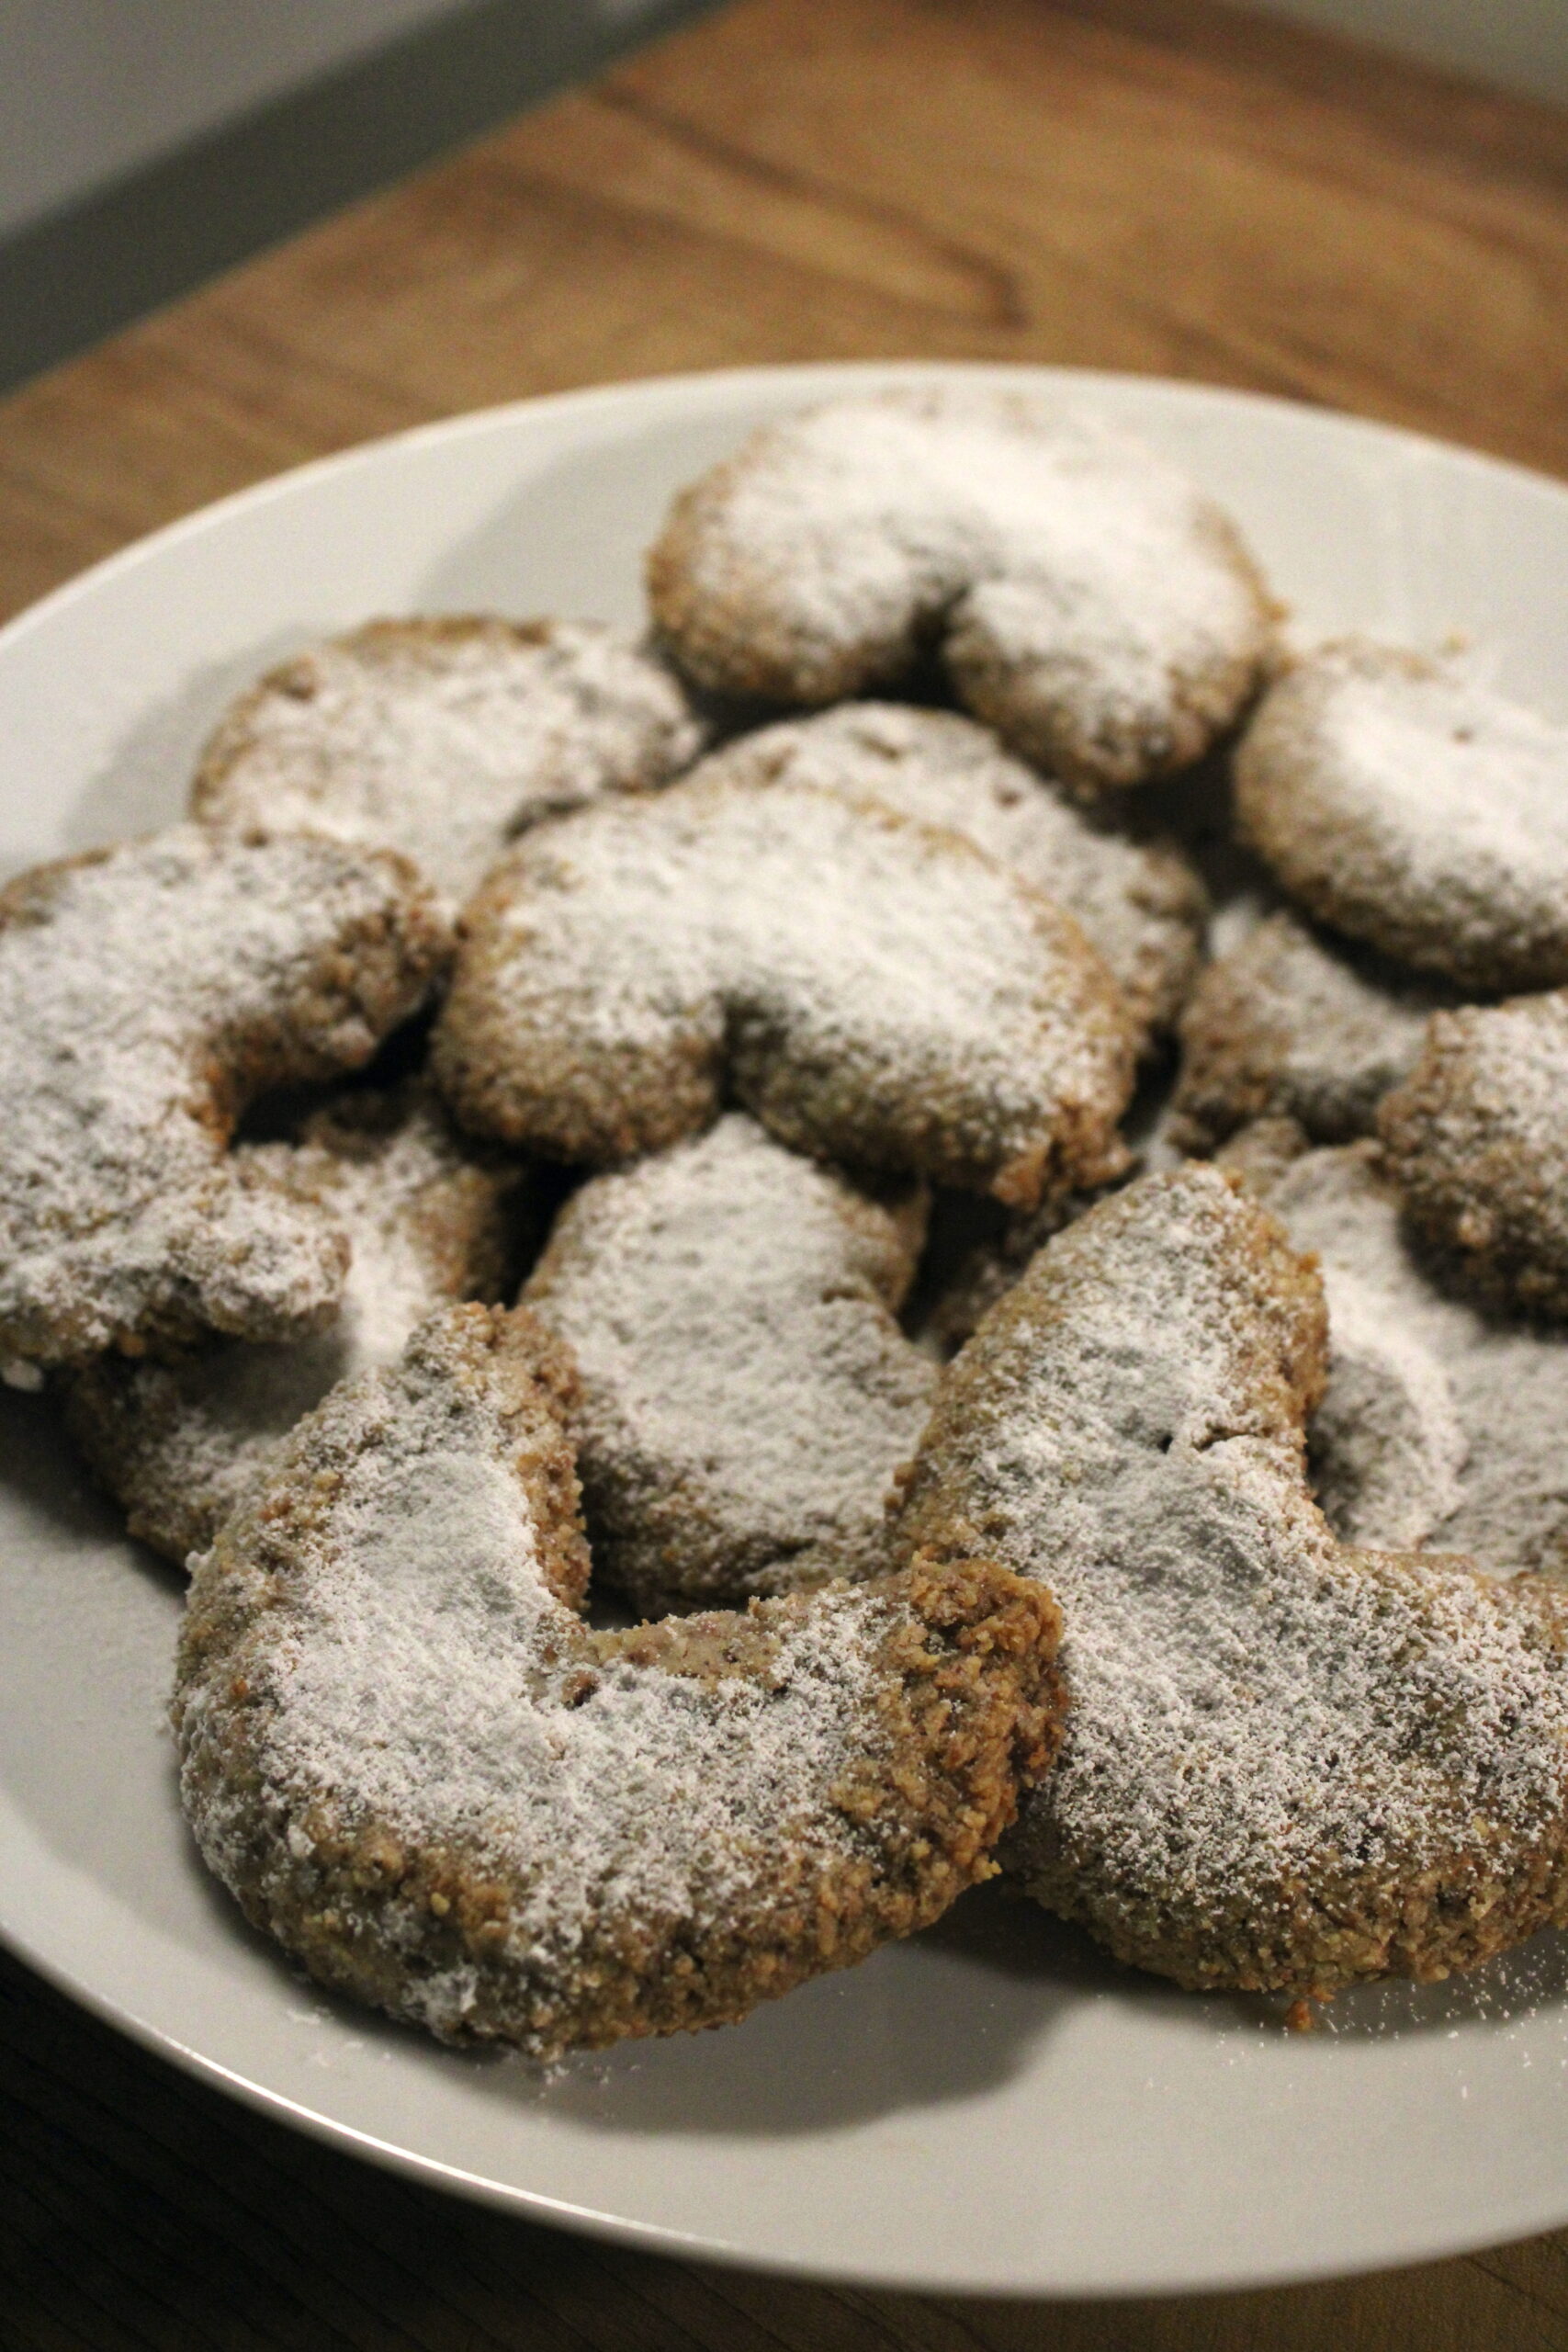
[0,0,703,389]
[1254,0,1566,98]
[3,0,1566,394]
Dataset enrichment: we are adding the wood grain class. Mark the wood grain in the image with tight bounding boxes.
[7,0,1568,626]
[6,0,1568,2342]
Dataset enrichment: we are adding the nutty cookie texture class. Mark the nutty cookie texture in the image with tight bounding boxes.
[432,769,1137,1209]
[647,389,1275,794]
[0,826,446,1372]
[1379,991,1568,1320]
[698,703,1207,1044]
[891,1163,1568,1998]
[67,1083,529,1564]
[174,1304,1065,2058]
[1236,639,1568,991]
[1250,1140,1568,1581]
[192,617,709,907]
[525,1114,937,1615]
[1170,908,1447,1153]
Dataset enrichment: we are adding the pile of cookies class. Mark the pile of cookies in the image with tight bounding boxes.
[7,384,1568,2059]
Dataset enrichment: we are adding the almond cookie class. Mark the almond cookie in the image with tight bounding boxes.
[0,826,446,1373]
[698,704,1206,1042]
[1379,991,1568,1319]
[1170,908,1447,1152]
[525,1114,937,1615]
[1236,639,1568,991]
[174,1303,1064,2057]
[66,1084,530,1563]
[648,389,1276,794]
[1252,1141,1568,1579]
[432,770,1137,1209]
[893,1164,1568,1997]
[192,618,709,906]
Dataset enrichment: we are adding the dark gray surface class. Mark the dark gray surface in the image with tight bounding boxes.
[0,0,715,395]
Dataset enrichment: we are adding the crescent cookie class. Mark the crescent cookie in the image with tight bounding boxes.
[1379,991,1568,1319]
[174,1303,1065,2057]
[525,1114,937,1615]
[647,389,1276,794]
[892,1163,1568,1997]
[1236,640,1568,990]
[66,1084,530,1564]
[1251,1141,1568,1580]
[0,826,446,1372]
[1170,909,1445,1152]
[192,618,709,906]
[432,770,1137,1209]
[696,704,1207,1043]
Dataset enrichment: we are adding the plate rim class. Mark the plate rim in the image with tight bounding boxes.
[5,1895,1559,2303]
[5,354,1565,664]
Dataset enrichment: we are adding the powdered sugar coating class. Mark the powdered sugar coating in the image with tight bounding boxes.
[1379,991,1568,1319]
[1237,640,1568,990]
[698,704,1206,1041]
[648,390,1276,793]
[192,618,710,907]
[893,1165,1568,1996]
[1300,1269,1468,1555]
[433,770,1136,1208]
[174,1303,1064,2056]
[525,1114,937,1612]
[0,825,446,1368]
[66,1084,527,1564]
[1258,1143,1568,1578]
[1171,908,1445,1151]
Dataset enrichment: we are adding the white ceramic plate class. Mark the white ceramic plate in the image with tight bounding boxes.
[5,362,1568,2301]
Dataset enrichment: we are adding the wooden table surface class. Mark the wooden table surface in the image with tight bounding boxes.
[8,0,1568,2341]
